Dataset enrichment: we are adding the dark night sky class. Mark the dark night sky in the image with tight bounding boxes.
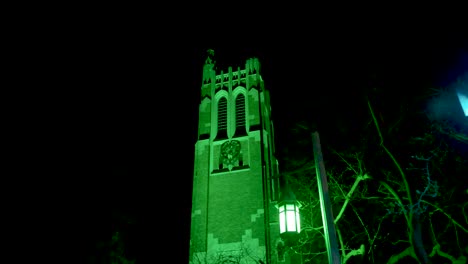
[28,15,467,263]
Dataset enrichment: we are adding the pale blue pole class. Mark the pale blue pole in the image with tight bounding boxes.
[312,131,341,264]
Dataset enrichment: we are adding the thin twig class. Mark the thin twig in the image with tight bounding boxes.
[334,174,370,224]
[367,209,384,262]
[422,200,468,233]
[368,99,415,251]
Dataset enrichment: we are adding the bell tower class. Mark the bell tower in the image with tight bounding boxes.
[189,50,290,264]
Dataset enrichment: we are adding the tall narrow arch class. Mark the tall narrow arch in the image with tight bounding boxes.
[234,93,247,137]
[216,96,228,140]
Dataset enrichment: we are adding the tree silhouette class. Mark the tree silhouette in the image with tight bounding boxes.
[278,85,468,263]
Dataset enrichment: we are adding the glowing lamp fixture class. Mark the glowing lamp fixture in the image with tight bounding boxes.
[456,89,468,117]
[278,187,301,236]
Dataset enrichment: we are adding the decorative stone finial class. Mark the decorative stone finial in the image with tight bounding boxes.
[205,49,215,65]
[202,49,216,84]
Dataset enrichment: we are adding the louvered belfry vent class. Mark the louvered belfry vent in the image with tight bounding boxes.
[217,97,228,139]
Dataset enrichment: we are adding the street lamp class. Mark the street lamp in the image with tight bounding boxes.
[456,89,468,117]
[277,181,301,240]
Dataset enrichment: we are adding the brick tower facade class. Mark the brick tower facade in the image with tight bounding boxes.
[189,50,295,264]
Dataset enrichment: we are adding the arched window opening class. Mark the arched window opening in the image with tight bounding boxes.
[217,97,228,139]
[235,94,246,136]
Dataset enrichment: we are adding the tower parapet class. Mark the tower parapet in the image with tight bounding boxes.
[201,51,263,101]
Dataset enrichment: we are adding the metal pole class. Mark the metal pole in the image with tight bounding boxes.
[312,131,341,264]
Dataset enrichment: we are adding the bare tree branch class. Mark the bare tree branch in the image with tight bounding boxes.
[386,246,418,264]
[423,200,468,233]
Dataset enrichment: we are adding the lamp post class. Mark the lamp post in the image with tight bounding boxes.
[312,131,340,264]
[276,131,340,263]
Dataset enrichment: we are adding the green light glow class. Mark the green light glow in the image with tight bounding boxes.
[279,207,286,233]
[279,204,301,234]
[286,210,296,232]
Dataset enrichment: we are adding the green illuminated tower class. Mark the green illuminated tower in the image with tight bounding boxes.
[189,50,292,264]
